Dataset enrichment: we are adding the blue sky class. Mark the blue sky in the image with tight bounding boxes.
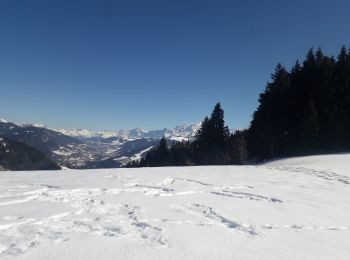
[1,0,350,130]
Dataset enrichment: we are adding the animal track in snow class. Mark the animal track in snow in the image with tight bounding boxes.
[123,178,279,203]
[173,178,213,186]
[210,191,282,203]
[261,224,350,231]
[270,166,350,184]
[176,204,258,235]
[0,202,168,256]
[0,183,170,256]
[34,183,61,189]
[125,206,168,246]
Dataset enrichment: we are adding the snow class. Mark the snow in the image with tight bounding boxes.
[168,136,189,142]
[56,128,96,138]
[129,146,154,162]
[166,122,201,140]
[0,154,350,259]
[32,123,46,128]
[52,149,74,156]
[0,118,8,123]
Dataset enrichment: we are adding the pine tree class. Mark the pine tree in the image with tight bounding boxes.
[158,137,168,155]
[193,103,230,164]
[210,103,230,164]
[154,137,169,166]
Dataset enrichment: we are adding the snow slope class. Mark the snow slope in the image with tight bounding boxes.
[0,154,350,259]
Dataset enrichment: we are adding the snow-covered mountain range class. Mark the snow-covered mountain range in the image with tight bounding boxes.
[0,118,202,169]
[56,122,201,141]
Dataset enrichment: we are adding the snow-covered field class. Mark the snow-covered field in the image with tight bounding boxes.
[1,154,350,259]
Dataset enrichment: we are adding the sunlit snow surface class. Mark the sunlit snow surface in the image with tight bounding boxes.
[0,154,350,259]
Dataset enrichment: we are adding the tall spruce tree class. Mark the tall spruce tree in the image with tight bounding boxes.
[194,103,230,164]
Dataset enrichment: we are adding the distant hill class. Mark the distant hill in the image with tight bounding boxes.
[0,135,60,171]
[0,121,82,155]
[0,120,84,167]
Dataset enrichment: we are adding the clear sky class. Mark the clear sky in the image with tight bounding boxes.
[1,0,350,130]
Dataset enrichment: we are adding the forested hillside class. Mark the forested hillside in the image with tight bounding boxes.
[248,46,350,160]
[131,46,350,166]
[0,136,60,170]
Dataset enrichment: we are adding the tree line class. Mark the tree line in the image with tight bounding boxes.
[248,46,350,160]
[127,103,247,167]
[128,46,350,167]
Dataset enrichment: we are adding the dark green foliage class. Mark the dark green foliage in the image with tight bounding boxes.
[168,141,193,166]
[228,130,248,165]
[248,46,350,160]
[0,136,60,171]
